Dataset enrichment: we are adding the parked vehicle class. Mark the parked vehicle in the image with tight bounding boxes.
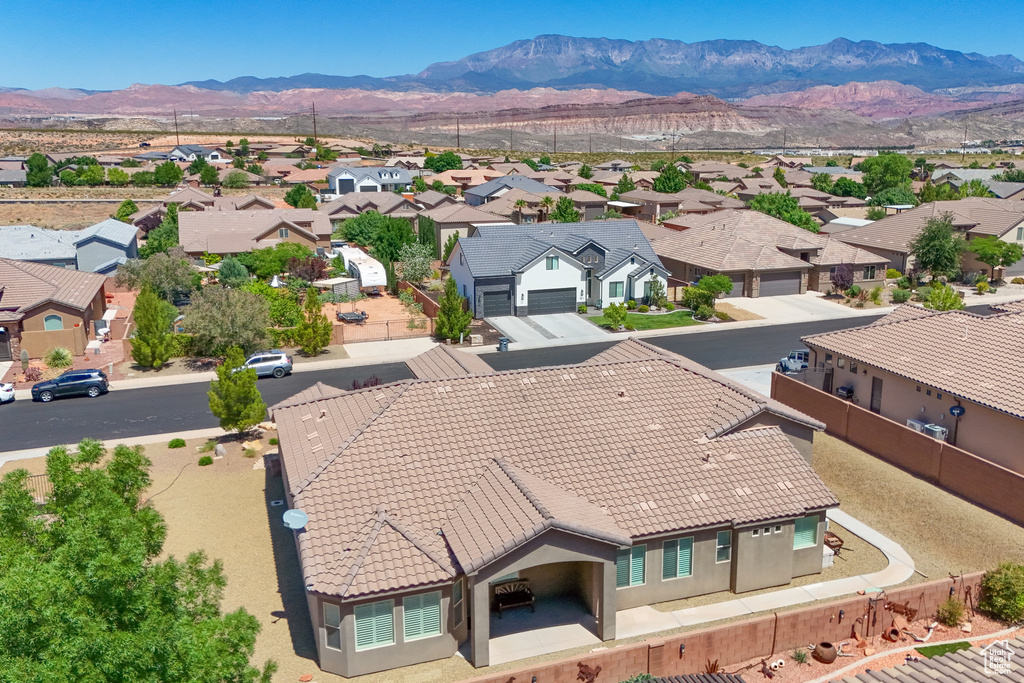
[237,350,293,378]
[776,349,810,373]
[31,369,109,403]
[0,382,14,404]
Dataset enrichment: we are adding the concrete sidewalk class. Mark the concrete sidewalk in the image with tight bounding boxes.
[0,426,228,467]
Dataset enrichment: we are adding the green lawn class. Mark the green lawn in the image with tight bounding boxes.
[916,642,971,659]
[589,310,701,330]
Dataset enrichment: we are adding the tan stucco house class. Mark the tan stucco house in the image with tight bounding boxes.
[178,208,332,257]
[271,339,838,677]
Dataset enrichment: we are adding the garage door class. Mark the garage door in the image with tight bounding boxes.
[481,290,512,317]
[528,288,577,315]
[759,271,802,296]
[723,273,745,298]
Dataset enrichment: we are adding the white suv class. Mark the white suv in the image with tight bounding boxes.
[240,350,293,378]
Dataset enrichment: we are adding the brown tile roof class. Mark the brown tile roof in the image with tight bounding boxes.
[320,192,418,218]
[405,345,494,379]
[178,208,331,254]
[413,190,457,209]
[0,258,107,323]
[803,308,1024,419]
[991,298,1024,313]
[837,198,1024,254]
[419,202,511,226]
[272,343,836,598]
[444,458,631,574]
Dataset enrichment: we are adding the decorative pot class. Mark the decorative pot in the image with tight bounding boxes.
[813,642,837,664]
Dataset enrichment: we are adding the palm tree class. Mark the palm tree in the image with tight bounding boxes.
[513,198,528,224]
[539,195,555,222]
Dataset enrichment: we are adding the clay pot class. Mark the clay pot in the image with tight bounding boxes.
[814,642,838,664]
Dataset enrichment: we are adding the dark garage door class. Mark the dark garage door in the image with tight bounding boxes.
[723,273,745,298]
[481,290,512,317]
[759,271,802,297]
[528,288,577,315]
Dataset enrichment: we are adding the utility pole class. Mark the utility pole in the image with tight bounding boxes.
[312,101,318,142]
[509,127,513,153]
[782,128,787,156]
[961,125,969,163]
[553,127,556,155]
[172,108,180,146]
[456,116,460,149]
[589,133,592,154]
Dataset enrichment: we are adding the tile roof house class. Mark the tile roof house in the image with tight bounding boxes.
[129,189,277,234]
[412,190,458,211]
[802,305,1024,474]
[404,344,493,379]
[327,167,412,195]
[652,210,888,297]
[476,187,608,223]
[178,208,332,256]
[271,340,837,676]
[427,168,504,193]
[448,219,669,316]
[319,192,420,226]
[463,175,562,206]
[835,198,1024,276]
[0,257,108,359]
[0,220,138,273]
[418,202,513,256]
[0,169,27,187]
[169,144,228,163]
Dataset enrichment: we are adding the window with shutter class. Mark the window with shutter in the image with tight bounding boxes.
[794,516,818,549]
[354,600,394,650]
[403,591,442,641]
[630,545,646,586]
[662,537,693,579]
[616,548,630,588]
[324,602,342,651]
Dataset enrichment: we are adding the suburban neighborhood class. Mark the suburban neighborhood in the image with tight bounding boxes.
[3,12,1024,683]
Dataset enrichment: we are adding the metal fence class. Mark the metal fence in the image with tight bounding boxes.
[332,318,434,344]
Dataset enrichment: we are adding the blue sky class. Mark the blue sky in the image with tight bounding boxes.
[4,0,1023,89]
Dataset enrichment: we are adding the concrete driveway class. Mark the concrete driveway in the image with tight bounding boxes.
[487,313,609,346]
[725,292,882,323]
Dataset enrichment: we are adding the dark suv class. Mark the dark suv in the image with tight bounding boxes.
[32,369,109,403]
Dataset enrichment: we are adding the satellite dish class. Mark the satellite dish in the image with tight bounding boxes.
[282,509,309,529]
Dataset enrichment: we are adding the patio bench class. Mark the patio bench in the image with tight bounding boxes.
[492,579,535,617]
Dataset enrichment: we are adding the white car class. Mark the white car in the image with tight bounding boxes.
[0,382,14,404]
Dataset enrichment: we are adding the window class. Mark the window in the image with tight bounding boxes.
[751,528,760,537]
[354,600,394,650]
[716,531,732,563]
[794,516,818,549]
[491,571,519,584]
[459,253,464,265]
[850,362,857,373]
[1017,226,1023,241]
[403,591,442,641]
[863,265,876,280]
[324,602,342,650]
[837,358,845,369]
[278,227,290,238]
[546,255,559,270]
[829,267,837,279]
[662,537,693,580]
[763,526,772,536]
[452,579,464,628]
[616,545,646,588]
[462,285,467,297]
[43,314,63,331]
[824,353,833,365]
[609,281,624,298]
[775,525,782,534]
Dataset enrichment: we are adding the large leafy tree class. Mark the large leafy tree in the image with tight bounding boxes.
[748,192,819,232]
[218,256,250,287]
[653,164,686,194]
[859,152,913,195]
[549,196,581,223]
[371,216,415,264]
[908,215,966,277]
[139,203,179,258]
[832,177,867,198]
[129,287,176,368]
[154,160,184,187]
[114,198,139,223]
[994,169,1024,182]
[967,235,1024,279]
[957,179,995,198]
[615,173,637,196]
[185,288,270,356]
[188,156,209,175]
[423,151,462,172]
[0,439,275,682]
[578,164,593,179]
[208,346,267,433]
[236,243,313,278]
[867,186,919,207]
[116,250,195,302]
[25,152,53,187]
[810,173,834,193]
[398,242,434,284]
[284,183,315,208]
[294,287,333,356]
[199,164,220,186]
[223,170,251,189]
[435,276,472,341]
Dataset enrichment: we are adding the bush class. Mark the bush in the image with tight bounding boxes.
[897,276,912,290]
[269,437,278,446]
[577,304,587,314]
[1012,277,1024,285]
[854,300,865,307]
[637,304,650,313]
[168,333,195,357]
[44,347,73,369]
[682,286,715,311]
[665,302,675,311]
[870,286,883,304]
[845,285,861,298]
[961,271,984,286]
[198,456,214,466]
[695,304,715,320]
[886,268,902,279]
[936,597,966,626]
[791,649,808,665]
[266,327,298,348]
[23,367,42,382]
[168,438,186,449]
[626,299,637,310]
[892,288,912,303]
[916,285,933,301]
[977,280,990,294]
[715,311,730,320]
[980,562,1024,623]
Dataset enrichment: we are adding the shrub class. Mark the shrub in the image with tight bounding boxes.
[1012,277,1024,285]
[845,285,862,297]
[857,290,868,301]
[854,300,865,307]
[168,438,186,449]
[602,302,629,329]
[199,440,218,453]
[869,286,883,304]
[637,304,650,313]
[916,285,933,301]
[23,367,42,382]
[665,302,675,311]
[577,304,587,314]
[980,562,1024,623]
[892,288,912,303]
[886,268,902,279]
[897,276,912,290]
[168,333,195,357]
[427,280,444,292]
[626,299,637,310]
[977,280,990,294]
[714,310,730,321]
[269,437,279,446]
[791,649,808,665]
[695,304,715,320]
[198,456,214,466]
[682,286,715,311]
[44,347,73,369]
[961,271,984,286]
[936,597,966,626]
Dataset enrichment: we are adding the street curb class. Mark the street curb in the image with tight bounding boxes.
[0,427,229,465]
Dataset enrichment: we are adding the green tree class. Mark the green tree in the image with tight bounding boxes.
[372,214,415,264]
[116,250,195,301]
[513,198,529,224]
[79,165,106,186]
[994,169,1024,182]
[442,231,459,262]
[412,176,428,192]
[859,152,913,194]
[653,164,686,193]
[417,215,436,251]
[114,198,139,223]
[188,156,209,175]
[199,164,220,186]
[313,146,337,162]
[651,160,666,172]
[236,243,313,278]
[208,346,267,433]
[967,235,1024,279]
[646,276,667,308]
[25,152,53,187]
[549,196,581,223]
[773,166,788,188]
[257,151,268,161]
[0,439,276,683]
[245,163,263,176]
[865,207,887,220]
[154,160,184,187]
[120,157,142,167]
[232,156,246,169]
[573,183,607,197]
[538,155,551,166]
[825,159,839,167]
[957,179,994,198]
[748,192,819,232]
[615,173,637,195]
[538,195,555,220]
[435,276,472,341]
[602,302,629,329]
[59,169,78,186]
[578,164,593,179]
[698,273,734,302]
[129,287,175,368]
[139,204,179,258]
[284,183,315,208]
[923,282,965,311]
[294,287,333,357]
[238,138,250,156]
[217,256,250,287]
[398,242,434,284]
[424,151,462,172]
[186,288,270,356]
[132,170,155,186]
[107,167,130,186]
[810,173,834,193]
[908,215,966,278]
[520,158,539,171]
[867,186,919,207]
[222,170,251,189]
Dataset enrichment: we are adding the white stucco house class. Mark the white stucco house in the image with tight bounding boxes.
[326,167,412,195]
[169,145,229,163]
[447,220,669,317]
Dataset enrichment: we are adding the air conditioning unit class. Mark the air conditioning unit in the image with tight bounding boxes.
[906,419,928,433]
[924,424,948,442]
[836,386,854,400]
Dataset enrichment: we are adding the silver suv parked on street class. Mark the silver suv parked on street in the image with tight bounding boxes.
[240,350,293,378]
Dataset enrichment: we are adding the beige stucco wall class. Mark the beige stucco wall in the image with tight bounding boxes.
[17,292,104,358]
